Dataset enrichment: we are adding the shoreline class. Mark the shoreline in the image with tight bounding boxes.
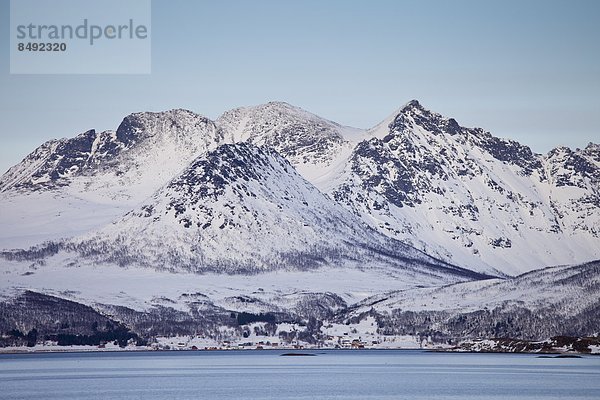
[1,346,598,356]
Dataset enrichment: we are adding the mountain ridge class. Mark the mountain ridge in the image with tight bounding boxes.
[1,100,598,275]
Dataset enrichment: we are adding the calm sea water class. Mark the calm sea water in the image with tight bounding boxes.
[1,350,599,399]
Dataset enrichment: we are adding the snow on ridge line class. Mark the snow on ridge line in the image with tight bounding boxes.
[0,100,598,276]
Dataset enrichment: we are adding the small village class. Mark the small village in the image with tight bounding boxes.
[151,336,375,351]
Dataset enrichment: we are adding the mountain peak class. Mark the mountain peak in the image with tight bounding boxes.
[264,100,295,109]
[584,142,600,155]
[216,101,357,173]
[586,142,599,149]
[402,99,425,111]
[116,109,214,145]
[547,145,573,157]
[384,100,463,138]
[0,107,222,199]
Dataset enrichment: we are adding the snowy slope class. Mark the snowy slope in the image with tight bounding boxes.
[349,260,600,315]
[0,259,466,315]
[57,142,479,281]
[333,259,600,341]
[328,100,600,275]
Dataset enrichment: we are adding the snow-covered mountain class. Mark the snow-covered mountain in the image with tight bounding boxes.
[1,100,598,275]
[0,110,222,248]
[1,109,222,197]
[328,100,600,275]
[0,100,598,348]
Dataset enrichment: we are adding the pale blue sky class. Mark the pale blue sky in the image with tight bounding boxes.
[1,0,599,174]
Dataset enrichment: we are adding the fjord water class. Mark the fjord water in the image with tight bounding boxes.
[1,350,599,399]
